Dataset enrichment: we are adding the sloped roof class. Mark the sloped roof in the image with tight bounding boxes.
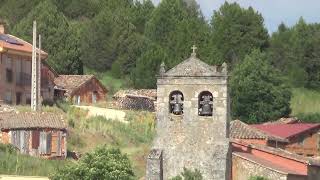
[232,140,320,167]
[0,111,67,130]
[113,89,157,100]
[230,120,287,142]
[251,123,320,139]
[233,152,306,176]
[163,53,227,77]
[0,33,47,57]
[54,75,107,97]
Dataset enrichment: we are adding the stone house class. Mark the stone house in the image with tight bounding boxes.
[0,111,67,159]
[231,120,320,157]
[113,89,156,111]
[0,24,56,105]
[54,75,107,105]
[232,140,320,180]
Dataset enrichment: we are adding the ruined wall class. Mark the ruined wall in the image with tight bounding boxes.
[148,76,231,180]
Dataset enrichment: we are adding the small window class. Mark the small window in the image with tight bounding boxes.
[6,68,13,83]
[198,91,213,116]
[74,95,81,105]
[4,91,12,104]
[169,91,184,115]
[16,92,22,105]
[92,91,98,104]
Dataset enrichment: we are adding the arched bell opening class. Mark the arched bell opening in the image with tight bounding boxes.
[198,91,213,116]
[169,91,184,115]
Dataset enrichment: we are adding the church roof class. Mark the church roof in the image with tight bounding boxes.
[162,49,227,77]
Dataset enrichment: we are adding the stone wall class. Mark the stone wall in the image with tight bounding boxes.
[148,76,230,180]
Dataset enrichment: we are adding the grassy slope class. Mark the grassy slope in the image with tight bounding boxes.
[0,145,71,176]
[66,107,155,178]
[290,88,320,115]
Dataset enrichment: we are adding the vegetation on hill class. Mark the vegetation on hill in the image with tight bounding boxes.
[230,50,291,123]
[51,146,135,180]
[0,143,70,176]
[2,0,320,122]
[66,107,155,178]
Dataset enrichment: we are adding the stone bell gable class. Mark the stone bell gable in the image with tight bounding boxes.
[146,46,231,180]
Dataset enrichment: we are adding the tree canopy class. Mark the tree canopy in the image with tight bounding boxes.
[230,49,291,123]
[50,146,134,180]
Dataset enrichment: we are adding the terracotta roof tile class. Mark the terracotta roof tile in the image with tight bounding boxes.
[251,123,320,139]
[113,89,157,100]
[0,111,67,130]
[230,120,287,142]
[232,140,320,167]
[0,34,47,57]
[233,151,307,176]
[54,75,107,97]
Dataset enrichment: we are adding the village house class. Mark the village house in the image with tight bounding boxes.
[231,119,320,157]
[0,24,56,105]
[231,140,320,180]
[54,75,107,105]
[113,89,156,111]
[0,111,67,159]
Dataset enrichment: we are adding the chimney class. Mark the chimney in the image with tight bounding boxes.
[0,24,5,34]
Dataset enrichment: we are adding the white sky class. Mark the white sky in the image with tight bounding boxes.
[151,0,320,33]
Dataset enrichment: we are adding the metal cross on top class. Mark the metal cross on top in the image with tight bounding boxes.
[191,45,197,53]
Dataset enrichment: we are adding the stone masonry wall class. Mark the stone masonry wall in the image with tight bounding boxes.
[149,77,231,180]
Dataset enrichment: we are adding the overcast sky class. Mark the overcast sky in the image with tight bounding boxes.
[151,0,320,33]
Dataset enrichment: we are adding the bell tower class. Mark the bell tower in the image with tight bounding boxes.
[146,46,231,180]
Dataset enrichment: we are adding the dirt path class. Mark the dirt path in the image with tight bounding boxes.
[74,106,127,123]
[0,175,48,180]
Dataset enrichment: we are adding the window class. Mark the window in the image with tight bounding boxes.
[6,68,13,83]
[16,92,22,105]
[298,136,305,145]
[4,91,12,104]
[92,91,98,103]
[169,91,184,115]
[39,131,52,154]
[198,91,213,116]
[74,95,81,105]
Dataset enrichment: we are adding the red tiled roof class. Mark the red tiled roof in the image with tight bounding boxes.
[233,152,307,176]
[230,120,288,142]
[0,33,47,57]
[251,123,320,139]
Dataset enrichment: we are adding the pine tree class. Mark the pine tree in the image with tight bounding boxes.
[12,0,82,74]
[230,49,291,123]
[210,2,269,70]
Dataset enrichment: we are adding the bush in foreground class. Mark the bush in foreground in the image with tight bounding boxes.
[50,146,134,180]
[171,167,203,180]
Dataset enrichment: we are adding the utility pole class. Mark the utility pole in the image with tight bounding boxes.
[37,34,42,110]
[31,21,40,111]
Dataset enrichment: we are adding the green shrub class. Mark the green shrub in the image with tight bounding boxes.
[171,167,203,180]
[249,176,268,180]
[296,113,320,123]
[51,146,135,180]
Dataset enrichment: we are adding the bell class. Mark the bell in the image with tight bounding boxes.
[200,103,212,116]
[199,95,213,116]
[172,103,182,115]
[170,94,183,115]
